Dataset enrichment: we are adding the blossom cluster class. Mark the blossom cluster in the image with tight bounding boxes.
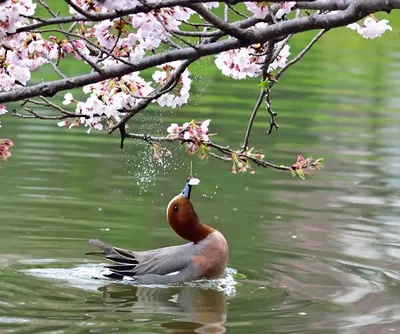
[153,62,192,108]
[245,2,295,20]
[215,37,290,80]
[291,154,324,179]
[0,0,395,136]
[58,71,154,133]
[0,1,50,94]
[0,0,195,129]
[0,1,100,99]
[231,148,265,174]
[347,16,392,39]
[0,138,13,161]
[167,120,211,157]
[59,1,193,133]
[58,61,191,133]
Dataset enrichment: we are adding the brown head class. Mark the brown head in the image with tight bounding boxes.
[167,179,214,244]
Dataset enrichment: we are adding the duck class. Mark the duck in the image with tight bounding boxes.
[87,178,228,285]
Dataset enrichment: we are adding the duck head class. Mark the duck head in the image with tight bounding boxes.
[167,179,214,244]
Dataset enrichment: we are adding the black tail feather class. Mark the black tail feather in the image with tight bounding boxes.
[108,269,137,276]
[114,248,136,259]
[104,272,125,280]
[106,264,137,271]
[86,251,104,256]
[88,239,139,280]
[105,256,138,265]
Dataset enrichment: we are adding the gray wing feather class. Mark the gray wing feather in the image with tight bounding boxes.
[88,239,198,278]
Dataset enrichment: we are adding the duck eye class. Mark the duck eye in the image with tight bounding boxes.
[173,205,179,212]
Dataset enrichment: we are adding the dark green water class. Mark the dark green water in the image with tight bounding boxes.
[1,21,400,333]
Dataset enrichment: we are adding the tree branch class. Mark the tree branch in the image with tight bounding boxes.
[272,28,327,86]
[188,3,251,40]
[2,2,392,104]
[125,132,322,173]
[242,88,266,151]
[14,0,317,34]
[109,58,197,140]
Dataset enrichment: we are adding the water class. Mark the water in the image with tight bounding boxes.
[1,23,400,333]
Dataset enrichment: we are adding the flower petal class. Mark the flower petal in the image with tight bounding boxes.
[188,177,200,185]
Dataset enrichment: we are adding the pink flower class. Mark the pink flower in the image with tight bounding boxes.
[57,120,69,127]
[276,2,295,19]
[0,138,13,161]
[167,123,179,134]
[62,93,75,105]
[245,2,269,19]
[188,177,200,185]
[347,16,392,39]
[201,119,210,133]
[0,105,7,115]
[165,120,213,156]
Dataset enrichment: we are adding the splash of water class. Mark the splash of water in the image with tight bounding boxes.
[22,263,237,296]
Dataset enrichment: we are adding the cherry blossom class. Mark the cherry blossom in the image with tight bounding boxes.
[0,0,393,164]
[99,0,139,11]
[204,2,219,9]
[167,123,180,134]
[245,2,270,19]
[57,70,155,133]
[150,143,171,162]
[63,93,75,105]
[0,138,13,161]
[231,153,255,174]
[57,120,68,128]
[291,155,324,179]
[245,2,295,20]
[153,61,192,108]
[215,40,291,80]
[268,44,290,71]
[188,177,200,185]
[0,105,7,115]
[347,16,392,39]
[166,120,211,156]
[0,0,36,39]
[276,2,296,19]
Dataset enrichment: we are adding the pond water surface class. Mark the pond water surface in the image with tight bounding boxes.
[1,22,400,334]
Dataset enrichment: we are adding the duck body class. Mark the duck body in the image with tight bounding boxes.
[88,179,228,285]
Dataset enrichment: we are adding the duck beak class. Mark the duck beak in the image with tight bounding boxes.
[180,178,192,200]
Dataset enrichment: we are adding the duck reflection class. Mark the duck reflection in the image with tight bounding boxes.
[98,284,227,334]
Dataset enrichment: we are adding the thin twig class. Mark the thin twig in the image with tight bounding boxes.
[33,28,136,68]
[271,29,327,88]
[242,88,266,151]
[125,132,293,171]
[64,0,98,20]
[224,4,229,22]
[265,89,278,134]
[226,4,249,18]
[265,29,327,133]
[37,0,57,17]
[109,58,197,134]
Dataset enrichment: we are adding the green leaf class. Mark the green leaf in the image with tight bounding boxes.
[233,272,247,279]
[257,79,269,90]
